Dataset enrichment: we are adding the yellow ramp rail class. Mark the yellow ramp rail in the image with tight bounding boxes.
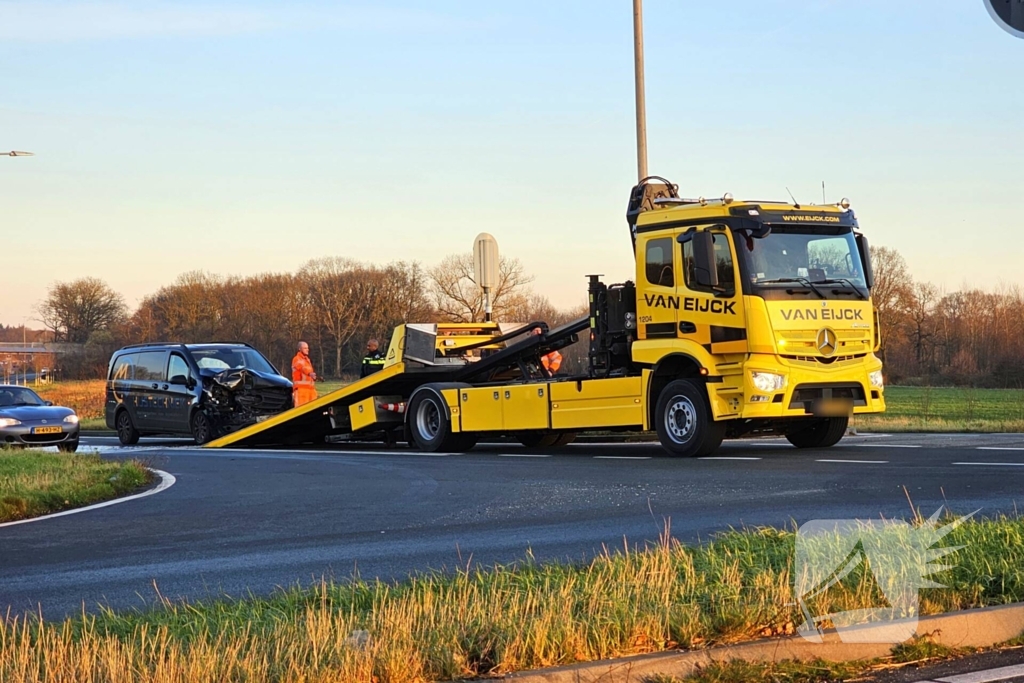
[204,362,408,448]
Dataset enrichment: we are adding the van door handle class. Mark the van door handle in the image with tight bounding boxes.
[161,384,169,390]
[151,383,159,390]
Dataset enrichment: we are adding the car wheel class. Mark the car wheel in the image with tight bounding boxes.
[654,379,725,457]
[115,410,140,446]
[786,417,848,449]
[190,410,214,445]
[58,438,79,453]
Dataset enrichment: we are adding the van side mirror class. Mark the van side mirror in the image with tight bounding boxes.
[856,233,874,288]
[692,231,719,288]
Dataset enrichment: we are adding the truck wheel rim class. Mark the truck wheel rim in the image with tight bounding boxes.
[416,398,441,440]
[666,395,696,443]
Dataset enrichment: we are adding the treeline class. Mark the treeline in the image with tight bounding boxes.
[873,247,1024,388]
[35,256,588,379]
[28,247,1024,386]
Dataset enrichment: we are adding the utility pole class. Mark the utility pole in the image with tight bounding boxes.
[2,151,34,157]
[632,0,648,181]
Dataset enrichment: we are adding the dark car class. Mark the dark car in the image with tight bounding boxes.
[0,384,81,452]
[104,343,293,445]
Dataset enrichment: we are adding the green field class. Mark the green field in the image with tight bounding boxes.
[0,450,152,522]
[3,515,1023,682]
[855,386,1024,433]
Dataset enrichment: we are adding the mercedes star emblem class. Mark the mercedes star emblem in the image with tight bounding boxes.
[816,328,837,357]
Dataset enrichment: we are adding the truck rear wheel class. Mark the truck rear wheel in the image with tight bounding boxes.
[408,390,461,452]
[655,379,724,457]
[786,417,848,449]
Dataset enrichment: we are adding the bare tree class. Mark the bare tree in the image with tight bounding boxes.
[429,253,534,322]
[299,257,376,376]
[869,246,914,361]
[37,277,127,343]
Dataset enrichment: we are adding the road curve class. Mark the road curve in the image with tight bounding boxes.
[1,433,1022,619]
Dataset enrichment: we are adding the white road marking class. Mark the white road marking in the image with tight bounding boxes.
[816,459,889,464]
[953,462,1024,467]
[593,456,652,460]
[854,444,921,448]
[977,446,1024,451]
[0,469,176,529]
[932,662,1024,682]
[698,456,762,461]
[498,453,552,458]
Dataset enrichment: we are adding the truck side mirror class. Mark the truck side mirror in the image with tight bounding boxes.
[856,233,874,289]
[692,231,719,288]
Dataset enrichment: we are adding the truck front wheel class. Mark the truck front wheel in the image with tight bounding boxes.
[785,417,848,449]
[655,379,724,457]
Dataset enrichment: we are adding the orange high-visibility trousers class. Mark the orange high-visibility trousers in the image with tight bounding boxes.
[291,353,318,407]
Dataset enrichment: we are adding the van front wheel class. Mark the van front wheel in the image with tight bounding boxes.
[654,379,724,457]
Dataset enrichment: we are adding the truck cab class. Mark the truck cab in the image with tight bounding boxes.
[618,178,885,454]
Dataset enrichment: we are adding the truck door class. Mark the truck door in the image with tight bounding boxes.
[678,227,747,354]
[636,234,682,341]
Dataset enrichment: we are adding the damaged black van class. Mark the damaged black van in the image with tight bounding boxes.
[104,343,293,445]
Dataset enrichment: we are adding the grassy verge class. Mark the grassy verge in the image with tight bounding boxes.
[0,450,152,522]
[855,386,1024,433]
[3,515,1023,682]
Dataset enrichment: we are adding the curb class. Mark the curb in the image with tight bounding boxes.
[0,468,176,529]
[496,603,1024,682]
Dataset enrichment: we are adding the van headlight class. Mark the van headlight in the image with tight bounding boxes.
[751,371,786,393]
[869,370,884,389]
[0,418,22,428]
[63,414,80,424]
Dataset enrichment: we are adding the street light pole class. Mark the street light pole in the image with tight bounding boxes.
[632,0,648,181]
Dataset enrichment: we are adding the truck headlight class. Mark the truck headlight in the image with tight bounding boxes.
[751,371,786,393]
[0,418,21,428]
[869,370,884,389]
[63,414,80,424]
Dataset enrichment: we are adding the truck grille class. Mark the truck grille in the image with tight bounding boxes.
[782,353,866,365]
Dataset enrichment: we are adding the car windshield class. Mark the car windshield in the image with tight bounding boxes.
[0,387,45,407]
[190,347,277,374]
[739,227,867,290]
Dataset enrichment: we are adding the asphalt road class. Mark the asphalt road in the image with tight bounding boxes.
[2,433,1023,619]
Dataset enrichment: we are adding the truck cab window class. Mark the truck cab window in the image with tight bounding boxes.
[645,238,675,287]
[682,232,736,296]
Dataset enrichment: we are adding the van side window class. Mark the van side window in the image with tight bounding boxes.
[136,352,168,382]
[168,354,191,385]
[682,232,736,296]
[645,237,675,287]
[110,353,137,381]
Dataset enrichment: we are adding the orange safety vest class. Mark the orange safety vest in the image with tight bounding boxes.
[291,352,318,407]
[541,350,562,374]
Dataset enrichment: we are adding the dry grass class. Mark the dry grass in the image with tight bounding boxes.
[34,381,106,422]
[2,516,1023,683]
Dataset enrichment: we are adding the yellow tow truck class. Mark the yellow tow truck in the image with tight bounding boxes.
[207,177,884,456]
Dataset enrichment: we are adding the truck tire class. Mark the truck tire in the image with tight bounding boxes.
[552,431,577,447]
[115,409,140,445]
[786,417,848,449]
[654,379,724,457]
[408,389,460,452]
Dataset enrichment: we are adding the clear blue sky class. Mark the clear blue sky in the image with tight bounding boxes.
[2,0,1022,326]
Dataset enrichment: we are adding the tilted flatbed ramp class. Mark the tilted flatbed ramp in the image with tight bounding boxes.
[205,319,587,448]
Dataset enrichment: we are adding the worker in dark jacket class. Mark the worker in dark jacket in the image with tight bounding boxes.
[361,338,386,378]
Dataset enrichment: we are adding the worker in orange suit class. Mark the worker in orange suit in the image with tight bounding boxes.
[532,328,563,377]
[291,341,318,407]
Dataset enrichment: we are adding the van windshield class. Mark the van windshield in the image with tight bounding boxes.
[190,347,276,375]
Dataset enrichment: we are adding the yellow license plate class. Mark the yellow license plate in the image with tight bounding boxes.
[32,426,63,435]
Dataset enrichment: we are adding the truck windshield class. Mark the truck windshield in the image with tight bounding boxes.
[737,227,867,297]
